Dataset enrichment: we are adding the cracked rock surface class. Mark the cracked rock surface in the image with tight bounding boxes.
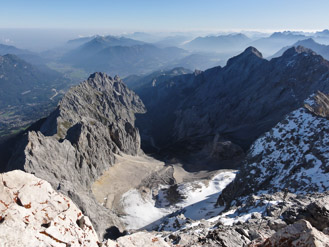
[0,170,100,247]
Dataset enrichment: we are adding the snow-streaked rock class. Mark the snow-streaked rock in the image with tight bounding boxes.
[218,93,329,208]
[0,170,100,247]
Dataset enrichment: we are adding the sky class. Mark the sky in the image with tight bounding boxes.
[1,0,329,32]
[1,0,329,51]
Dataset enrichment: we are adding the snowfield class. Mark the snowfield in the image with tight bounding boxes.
[119,171,236,230]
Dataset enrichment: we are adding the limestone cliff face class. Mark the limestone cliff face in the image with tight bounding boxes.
[6,72,146,239]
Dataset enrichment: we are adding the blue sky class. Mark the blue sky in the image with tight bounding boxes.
[1,0,329,32]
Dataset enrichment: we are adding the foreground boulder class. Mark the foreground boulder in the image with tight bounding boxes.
[251,220,329,247]
[0,170,100,247]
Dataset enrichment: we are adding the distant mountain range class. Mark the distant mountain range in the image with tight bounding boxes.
[182,30,329,57]
[0,43,30,55]
[248,31,308,56]
[184,33,251,53]
[61,42,188,76]
[60,35,223,76]
[4,30,329,79]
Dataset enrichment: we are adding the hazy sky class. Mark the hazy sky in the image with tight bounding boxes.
[1,0,329,32]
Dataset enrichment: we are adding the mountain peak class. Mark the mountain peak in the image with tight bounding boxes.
[226,46,263,67]
[8,72,146,237]
[88,71,110,80]
[298,38,316,44]
[295,45,315,53]
[2,53,22,61]
[283,45,317,57]
[243,46,263,58]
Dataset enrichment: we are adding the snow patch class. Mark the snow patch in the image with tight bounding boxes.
[120,171,236,230]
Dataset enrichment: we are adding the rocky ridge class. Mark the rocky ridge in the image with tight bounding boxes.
[5,72,146,239]
[135,46,329,170]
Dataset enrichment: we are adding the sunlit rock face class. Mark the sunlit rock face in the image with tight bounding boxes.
[0,170,100,247]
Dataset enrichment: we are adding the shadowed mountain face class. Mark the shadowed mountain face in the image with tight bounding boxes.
[124,67,192,90]
[134,46,329,162]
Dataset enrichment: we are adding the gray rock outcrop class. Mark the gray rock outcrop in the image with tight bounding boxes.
[251,220,329,247]
[6,72,146,239]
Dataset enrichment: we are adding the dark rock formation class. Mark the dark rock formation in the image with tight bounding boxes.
[135,46,329,169]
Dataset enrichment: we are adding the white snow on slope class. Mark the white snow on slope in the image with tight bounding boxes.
[248,98,329,194]
[120,189,172,230]
[176,171,236,220]
[209,199,280,226]
[120,171,236,230]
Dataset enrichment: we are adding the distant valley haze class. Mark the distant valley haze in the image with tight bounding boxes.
[1,0,329,51]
